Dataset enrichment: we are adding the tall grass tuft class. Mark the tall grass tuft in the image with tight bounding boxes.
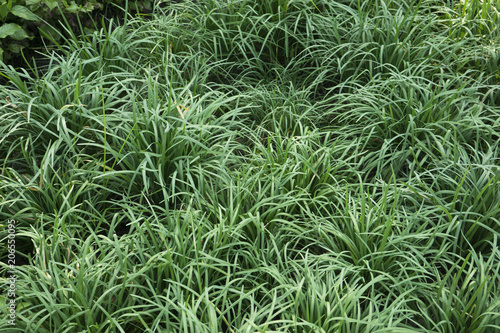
[1,0,499,331]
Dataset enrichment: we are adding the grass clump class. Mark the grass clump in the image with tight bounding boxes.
[1,0,499,332]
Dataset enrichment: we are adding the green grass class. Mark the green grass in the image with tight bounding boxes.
[0,0,499,331]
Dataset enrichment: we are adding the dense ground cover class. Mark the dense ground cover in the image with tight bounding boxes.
[1,0,499,331]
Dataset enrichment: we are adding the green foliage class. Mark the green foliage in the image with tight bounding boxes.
[0,0,94,62]
[0,0,154,63]
[0,0,499,332]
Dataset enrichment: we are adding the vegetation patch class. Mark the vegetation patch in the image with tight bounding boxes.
[1,0,499,332]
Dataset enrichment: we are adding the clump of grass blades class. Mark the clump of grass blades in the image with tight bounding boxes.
[1,0,499,332]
